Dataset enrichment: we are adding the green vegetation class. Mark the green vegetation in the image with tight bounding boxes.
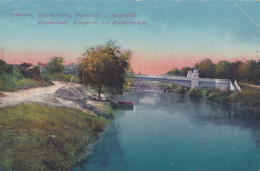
[0,102,109,171]
[43,73,80,83]
[230,85,260,107]
[161,83,260,108]
[43,56,80,83]
[46,56,65,73]
[0,61,43,92]
[78,40,132,98]
[161,83,188,94]
[93,102,113,119]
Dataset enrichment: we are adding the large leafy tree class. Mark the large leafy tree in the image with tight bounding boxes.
[215,60,231,79]
[198,59,216,78]
[238,60,259,84]
[78,40,131,99]
[47,56,65,73]
[230,61,242,81]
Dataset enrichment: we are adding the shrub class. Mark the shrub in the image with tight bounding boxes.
[230,88,260,107]
[187,87,201,98]
[200,89,211,98]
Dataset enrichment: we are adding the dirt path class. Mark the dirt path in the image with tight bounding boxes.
[0,82,69,107]
[0,81,109,116]
[242,83,260,90]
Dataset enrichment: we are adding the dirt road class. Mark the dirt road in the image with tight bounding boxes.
[0,82,104,112]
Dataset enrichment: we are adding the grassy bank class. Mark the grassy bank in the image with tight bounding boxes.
[0,68,44,92]
[0,102,109,171]
[161,83,260,108]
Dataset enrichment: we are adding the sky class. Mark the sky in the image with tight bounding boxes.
[0,1,260,74]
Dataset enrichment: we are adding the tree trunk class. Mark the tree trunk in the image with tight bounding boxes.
[98,86,101,100]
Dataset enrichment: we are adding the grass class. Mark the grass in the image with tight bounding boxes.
[43,73,80,83]
[0,102,109,171]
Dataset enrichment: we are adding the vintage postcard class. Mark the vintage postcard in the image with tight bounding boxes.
[1,0,260,170]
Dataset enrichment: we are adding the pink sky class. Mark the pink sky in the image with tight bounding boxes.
[2,49,258,75]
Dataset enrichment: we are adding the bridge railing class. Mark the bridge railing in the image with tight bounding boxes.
[132,74,190,81]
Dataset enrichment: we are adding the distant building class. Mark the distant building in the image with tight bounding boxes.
[64,63,77,74]
[19,63,34,70]
[37,63,47,73]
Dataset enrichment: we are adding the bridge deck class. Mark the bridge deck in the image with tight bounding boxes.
[127,74,231,91]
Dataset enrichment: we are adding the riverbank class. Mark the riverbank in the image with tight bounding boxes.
[0,82,114,170]
[160,82,260,109]
[0,102,109,170]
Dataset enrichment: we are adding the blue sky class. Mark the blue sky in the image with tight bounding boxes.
[0,1,260,74]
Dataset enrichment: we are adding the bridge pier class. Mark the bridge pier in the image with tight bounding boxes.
[190,69,199,89]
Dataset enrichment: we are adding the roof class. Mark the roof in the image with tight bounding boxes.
[20,63,33,67]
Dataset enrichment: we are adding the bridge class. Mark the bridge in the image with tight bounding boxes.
[127,70,240,92]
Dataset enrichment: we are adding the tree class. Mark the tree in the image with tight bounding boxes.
[78,40,131,99]
[180,67,192,76]
[238,60,259,84]
[230,61,242,81]
[215,60,231,79]
[198,59,216,78]
[0,59,12,75]
[46,56,64,73]
[167,68,180,75]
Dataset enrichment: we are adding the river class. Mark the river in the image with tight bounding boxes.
[73,90,260,171]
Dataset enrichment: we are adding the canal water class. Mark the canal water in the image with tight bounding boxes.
[73,90,260,171]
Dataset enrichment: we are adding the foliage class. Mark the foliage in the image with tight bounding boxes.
[238,60,260,84]
[198,59,216,78]
[46,57,65,73]
[180,67,192,76]
[0,67,43,91]
[78,40,131,98]
[93,102,113,119]
[207,91,230,103]
[43,73,80,83]
[0,59,13,75]
[166,68,180,76]
[230,86,260,106]
[187,87,201,98]
[0,102,109,171]
[160,82,187,93]
[167,67,192,77]
[215,60,231,79]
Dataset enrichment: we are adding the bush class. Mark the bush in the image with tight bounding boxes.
[200,89,211,98]
[230,87,260,107]
[93,102,113,119]
[207,91,230,103]
[187,87,201,98]
[0,69,42,91]
[160,83,187,94]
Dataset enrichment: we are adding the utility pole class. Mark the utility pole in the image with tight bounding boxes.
[1,48,3,61]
